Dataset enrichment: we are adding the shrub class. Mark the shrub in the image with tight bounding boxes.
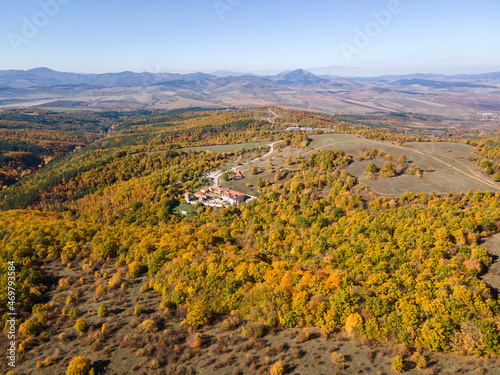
[241,322,265,338]
[59,332,69,342]
[98,304,109,318]
[74,318,89,334]
[295,328,310,343]
[19,319,41,337]
[185,300,212,327]
[365,162,378,175]
[331,351,346,370]
[411,352,427,369]
[101,323,110,336]
[69,307,81,318]
[187,332,203,349]
[66,356,94,375]
[128,261,144,277]
[345,313,363,335]
[392,355,404,372]
[18,337,37,352]
[44,356,56,367]
[138,319,158,334]
[269,360,285,375]
[133,305,142,316]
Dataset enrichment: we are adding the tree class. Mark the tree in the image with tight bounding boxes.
[286,155,294,165]
[69,307,81,318]
[345,312,363,336]
[397,154,408,164]
[269,360,285,375]
[186,300,213,326]
[365,163,378,175]
[74,318,89,334]
[66,356,93,375]
[250,166,258,175]
[98,304,109,318]
[380,162,396,177]
[392,355,404,372]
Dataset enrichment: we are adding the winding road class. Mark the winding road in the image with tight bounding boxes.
[210,110,286,186]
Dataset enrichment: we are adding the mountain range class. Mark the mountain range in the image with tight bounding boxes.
[1,67,499,116]
[2,67,500,89]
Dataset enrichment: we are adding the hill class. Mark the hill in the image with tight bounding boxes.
[1,107,500,374]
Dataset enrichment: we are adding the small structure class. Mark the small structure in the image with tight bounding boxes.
[192,186,247,207]
[195,192,208,201]
[185,191,191,203]
[234,170,244,180]
[286,127,314,132]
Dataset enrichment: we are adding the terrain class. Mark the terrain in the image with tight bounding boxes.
[1,68,500,129]
[1,106,500,375]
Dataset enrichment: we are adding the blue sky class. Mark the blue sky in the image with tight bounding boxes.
[1,0,499,76]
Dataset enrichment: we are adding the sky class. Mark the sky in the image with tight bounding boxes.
[1,0,500,76]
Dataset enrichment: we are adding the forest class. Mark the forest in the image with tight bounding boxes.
[1,107,500,374]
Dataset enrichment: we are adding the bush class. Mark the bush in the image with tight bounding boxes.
[69,307,81,318]
[331,351,346,370]
[98,304,109,317]
[74,318,89,334]
[44,356,56,367]
[185,300,212,327]
[138,319,158,334]
[269,360,285,375]
[19,319,41,337]
[411,352,427,369]
[128,261,144,277]
[392,355,404,372]
[133,305,142,316]
[345,313,363,335]
[241,322,266,338]
[59,332,69,342]
[66,356,94,375]
[18,337,38,352]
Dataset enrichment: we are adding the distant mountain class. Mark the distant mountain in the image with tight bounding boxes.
[271,69,327,86]
[0,68,216,88]
[351,72,500,83]
[211,70,256,77]
[396,78,496,89]
[1,68,499,92]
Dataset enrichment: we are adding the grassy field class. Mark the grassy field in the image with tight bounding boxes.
[310,134,500,196]
[173,203,197,216]
[219,146,304,196]
[220,134,500,197]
